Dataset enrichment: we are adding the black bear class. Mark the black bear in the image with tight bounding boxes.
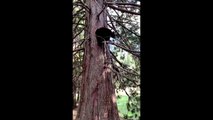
[95,27,115,48]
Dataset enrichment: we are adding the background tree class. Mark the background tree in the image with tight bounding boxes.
[73,0,141,119]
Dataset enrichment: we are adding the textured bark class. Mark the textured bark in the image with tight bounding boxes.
[76,0,120,120]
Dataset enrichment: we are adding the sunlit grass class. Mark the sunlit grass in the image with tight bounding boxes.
[117,95,140,119]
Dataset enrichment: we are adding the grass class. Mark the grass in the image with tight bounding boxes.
[117,95,128,115]
[117,95,140,119]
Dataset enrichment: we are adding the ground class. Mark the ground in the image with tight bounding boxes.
[72,89,140,120]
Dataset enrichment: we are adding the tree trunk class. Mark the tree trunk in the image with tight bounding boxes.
[76,0,120,120]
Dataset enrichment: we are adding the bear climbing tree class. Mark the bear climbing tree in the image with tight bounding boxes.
[76,0,120,120]
[95,27,115,48]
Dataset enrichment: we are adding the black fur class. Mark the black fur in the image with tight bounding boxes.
[95,27,115,48]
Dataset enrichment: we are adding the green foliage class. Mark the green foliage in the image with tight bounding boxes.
[117,95,140,119]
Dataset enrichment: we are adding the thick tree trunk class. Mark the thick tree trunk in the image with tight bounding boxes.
[76,0,120,120]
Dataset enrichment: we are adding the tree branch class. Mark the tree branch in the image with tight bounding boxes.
[106,8,139,49]
[108,42,140,57]
[121,74,140,87]
[116,65,140,77]
[108,5,140,15]
[73,7,84,17]
[73,38,85,44]
[108,11,133,49]
[113,66,140,87]
[73,14,85,31]
[73,48,84,52]
[73,2,90,12]
[110,51,124,67]
[105,2,141,8]
[73,23,85,26]
[73,27,84,40]
[106,12,128,46]
[111,17,140,37]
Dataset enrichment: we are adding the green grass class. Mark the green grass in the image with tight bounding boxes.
[117,96,128,115]
[117,95,140,119]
